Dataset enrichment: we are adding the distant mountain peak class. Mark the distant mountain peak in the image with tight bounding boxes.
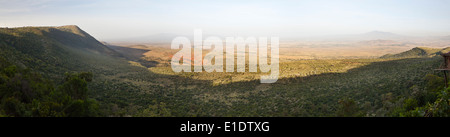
[363,31,397,36]
[367,30,385,33]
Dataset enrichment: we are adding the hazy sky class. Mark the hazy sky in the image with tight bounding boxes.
[1,0,449,40]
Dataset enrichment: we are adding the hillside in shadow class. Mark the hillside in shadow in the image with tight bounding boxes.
[177,57,442,116]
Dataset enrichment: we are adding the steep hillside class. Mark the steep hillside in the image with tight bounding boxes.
[0,25,179,116]
[0,25,121,78]
[0,25,120,116]
[0,25,119,56]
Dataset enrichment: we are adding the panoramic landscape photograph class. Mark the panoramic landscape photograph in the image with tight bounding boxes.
[1,0,450,120]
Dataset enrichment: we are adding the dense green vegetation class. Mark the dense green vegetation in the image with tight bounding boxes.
[0,57,99,116]
[1,25,450,117]
[389,74,450,117]
[172,57,442,116]
[0,26,175,116]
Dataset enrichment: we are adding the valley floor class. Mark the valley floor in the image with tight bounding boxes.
[94,44,443,116]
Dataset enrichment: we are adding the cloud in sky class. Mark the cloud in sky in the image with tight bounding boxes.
[1,0,449,40]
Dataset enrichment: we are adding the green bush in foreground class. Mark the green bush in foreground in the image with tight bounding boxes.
[0,61,99,117]
[391,74,450,117]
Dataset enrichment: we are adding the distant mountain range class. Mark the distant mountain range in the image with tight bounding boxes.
[300,31,414,41]
[440,35,450,40]
[110,32,229,43]
[116,33,186,43]
[357,31,406,40]
[110,31,428,43]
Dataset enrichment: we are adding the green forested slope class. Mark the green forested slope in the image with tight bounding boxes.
[0,26,178,116]
[380,47,450,59]
[0,56,99,116]
[0,26,139,116]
